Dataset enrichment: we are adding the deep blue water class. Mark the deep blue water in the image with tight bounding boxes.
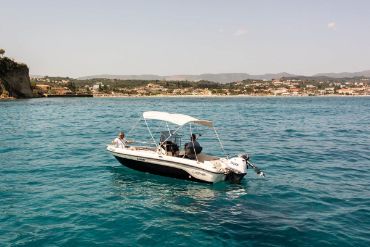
[1,97,370,247]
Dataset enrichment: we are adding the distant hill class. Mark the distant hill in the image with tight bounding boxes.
[63,70,370,83]
[77,74,163,81]
[78,72,299,83]
[313,70,370,78]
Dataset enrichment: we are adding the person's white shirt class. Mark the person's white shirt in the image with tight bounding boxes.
[113,137,127,148]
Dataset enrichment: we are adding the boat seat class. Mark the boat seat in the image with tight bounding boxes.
[196,153,219,162]
[175,151,218,162]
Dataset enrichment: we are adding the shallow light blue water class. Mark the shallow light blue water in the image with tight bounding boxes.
[1,97,369,246]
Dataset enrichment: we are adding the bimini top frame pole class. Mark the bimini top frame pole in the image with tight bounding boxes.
[144,118,158,148]
[213,126,228,159]
[143,111,228,159]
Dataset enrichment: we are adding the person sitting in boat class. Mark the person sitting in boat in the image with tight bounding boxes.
[112,132,128,148]
[160,140,179,156]
[184,134,202,159]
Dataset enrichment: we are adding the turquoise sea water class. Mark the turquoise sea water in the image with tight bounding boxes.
[1,97,369,246]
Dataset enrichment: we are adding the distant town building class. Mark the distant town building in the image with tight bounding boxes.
[36,84,52,91]
[337,88,353,95]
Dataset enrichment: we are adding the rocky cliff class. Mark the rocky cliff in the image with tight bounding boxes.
[0,57,33,98]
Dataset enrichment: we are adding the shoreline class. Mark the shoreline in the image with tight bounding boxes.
[1,94,369,101]
[92,94,370,98]
[0,97,15,101]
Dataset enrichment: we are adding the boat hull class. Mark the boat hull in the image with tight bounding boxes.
[225,172,246,183]
[114,155,213,183]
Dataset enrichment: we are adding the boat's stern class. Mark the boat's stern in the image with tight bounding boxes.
[226,156,248,174]
[220,155,249,183]
[225,172,246,183]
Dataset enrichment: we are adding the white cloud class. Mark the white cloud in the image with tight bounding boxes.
[234,28,247,36]
[328,21,336,30]
[218,27,224,33]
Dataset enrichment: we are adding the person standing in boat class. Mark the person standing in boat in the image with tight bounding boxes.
[113,132,128,148]
[185,134,202,159]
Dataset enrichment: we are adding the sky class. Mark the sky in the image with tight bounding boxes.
[1,0,370,77]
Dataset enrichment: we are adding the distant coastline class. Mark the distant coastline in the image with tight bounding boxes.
[92,94,370,98]
[29,76,370,98]
[2,94,369,102]
[2,68,370,99]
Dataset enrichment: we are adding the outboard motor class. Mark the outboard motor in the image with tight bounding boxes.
[224,156,247,183]
[226,156,248,174]
[241,153,265,177]
[225,153,264,183]
[241,154,249,161]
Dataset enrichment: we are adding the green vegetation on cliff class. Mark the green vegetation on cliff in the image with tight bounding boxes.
[0,57,27,76]
[0,55,33,98]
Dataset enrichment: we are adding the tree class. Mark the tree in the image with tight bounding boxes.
[66,81,77,92]
[0,49,5,57]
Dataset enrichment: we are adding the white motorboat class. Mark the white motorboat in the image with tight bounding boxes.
[107,111,264,183]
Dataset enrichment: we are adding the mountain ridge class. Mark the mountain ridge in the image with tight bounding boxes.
[51,70,370,83]
[77,72,301,83]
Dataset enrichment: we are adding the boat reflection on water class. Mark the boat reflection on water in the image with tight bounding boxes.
[224,187,249,200]
[108,166,249,212]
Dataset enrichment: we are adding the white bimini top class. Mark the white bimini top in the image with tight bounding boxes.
[143,111,213,127]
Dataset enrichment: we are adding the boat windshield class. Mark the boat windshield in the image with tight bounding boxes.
[160,130,182,147]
